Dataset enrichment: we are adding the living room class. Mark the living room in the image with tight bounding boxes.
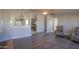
[0,9,79,49]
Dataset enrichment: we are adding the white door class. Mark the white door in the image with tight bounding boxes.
[47,15,54,32]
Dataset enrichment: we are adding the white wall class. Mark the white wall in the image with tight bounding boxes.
[0,19,4,33]
[0,13,5,34]
[0,13,9,34]
[57,13,79,33]
[36,13,45,32]
[9,11,32,39]
[7,26,31,39]
[0,10,32,41]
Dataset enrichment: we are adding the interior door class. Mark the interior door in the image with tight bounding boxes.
[47,15,54,32]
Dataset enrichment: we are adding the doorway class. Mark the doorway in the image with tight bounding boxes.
[44,15,47,32]
[31,17,37,34]
[45,15,58,32]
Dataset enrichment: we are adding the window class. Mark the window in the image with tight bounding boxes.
[15,17,25,26]
[25,20,29,25]
[10,15,29,27]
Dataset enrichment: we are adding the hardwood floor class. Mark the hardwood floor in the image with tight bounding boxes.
[1,32,79,49]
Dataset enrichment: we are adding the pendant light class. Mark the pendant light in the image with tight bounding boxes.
[42,10,48,15]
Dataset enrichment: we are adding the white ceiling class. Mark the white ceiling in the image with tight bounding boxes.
[30,9,79,14]
[0,9,79,14]
[52,9,79,14]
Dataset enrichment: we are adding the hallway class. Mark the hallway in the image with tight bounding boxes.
[6,32,79,49]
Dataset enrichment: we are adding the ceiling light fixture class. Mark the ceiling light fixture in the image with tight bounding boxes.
[42,10,48,15]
